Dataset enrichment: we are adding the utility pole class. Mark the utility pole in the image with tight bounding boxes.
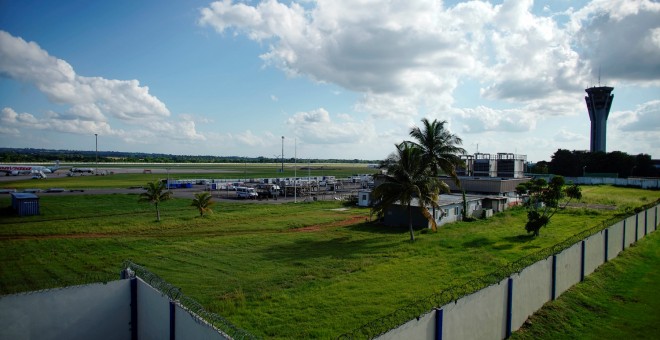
[294,138,297,203]
[95,133,98,175]
[281,136,284,173]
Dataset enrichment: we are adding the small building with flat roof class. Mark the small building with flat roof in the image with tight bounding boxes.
[11,192,40,216]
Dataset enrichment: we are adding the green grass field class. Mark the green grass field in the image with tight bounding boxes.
[512,230,660,339]
[0,185,657,338]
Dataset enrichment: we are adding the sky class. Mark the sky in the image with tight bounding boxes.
[0,0,658,162]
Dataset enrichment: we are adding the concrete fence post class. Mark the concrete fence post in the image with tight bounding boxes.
[130,278,138,340]
[435,308,443,340]
[551,254,557,300]
[170,301,176,340]
[506,278,513,338]
[604,229,609,263]
[635,214,639,242]
[622,219,626,250]
[645,210,648,235]
[580,240,586,282]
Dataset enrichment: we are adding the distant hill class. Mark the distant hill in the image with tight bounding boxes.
[0,148,378,164]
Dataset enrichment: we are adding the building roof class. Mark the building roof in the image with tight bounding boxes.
[11,193,39,199]
[400,193,490,208]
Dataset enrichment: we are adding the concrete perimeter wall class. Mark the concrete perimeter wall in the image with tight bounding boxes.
[584,231,605,276]
[554,242,581,297]
[377,203,659,340]
[625,215,637,247]
[440,278,508,340]
[510,257,552,331]
[607,221,624,261]
[138,279,170,339]
[0,278,230,340]
[0,280,131,340]
[377,310,435,340]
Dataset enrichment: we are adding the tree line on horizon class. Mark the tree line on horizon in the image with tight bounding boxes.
[529,149,658,178]
[0,148,378,164]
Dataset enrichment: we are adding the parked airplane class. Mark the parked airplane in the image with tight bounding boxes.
[0,161,60,176]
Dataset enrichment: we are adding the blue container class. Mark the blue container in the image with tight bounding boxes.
[11,193,40,216]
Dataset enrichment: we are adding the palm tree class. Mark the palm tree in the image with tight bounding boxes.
[191,192,214,217]
[371,142,447,241]
[138,180,172,221]
[409,118,466,222]
[409,118,466,182]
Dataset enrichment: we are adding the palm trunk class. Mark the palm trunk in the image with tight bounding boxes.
[408,203,415,242]
[156,203,161,221]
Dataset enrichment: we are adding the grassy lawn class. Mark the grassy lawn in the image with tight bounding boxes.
[0,185,657,338]
[512,229,660,339]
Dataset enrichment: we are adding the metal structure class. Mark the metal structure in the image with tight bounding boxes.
[585,86,614,153]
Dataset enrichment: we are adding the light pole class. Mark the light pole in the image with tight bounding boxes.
[95,133,98,174]
[281,136,284,173]
[294,138,297,203]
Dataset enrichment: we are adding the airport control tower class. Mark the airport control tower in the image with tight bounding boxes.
[585,86,614,153]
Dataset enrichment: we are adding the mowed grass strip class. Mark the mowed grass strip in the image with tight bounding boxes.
[512,230,660,339]
[0,186,657,338]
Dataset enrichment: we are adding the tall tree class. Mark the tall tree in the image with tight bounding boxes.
[408,118,466,181]
[138,180,173,222]
[516,176,582,236]
[372,142,447,241]
[191,192,214,217]
[408,118,466,222]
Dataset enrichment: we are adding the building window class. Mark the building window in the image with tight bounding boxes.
[454,207,459,215]
[362,195,367,200]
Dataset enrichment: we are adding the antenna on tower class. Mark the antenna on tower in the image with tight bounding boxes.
[598,66,601,86]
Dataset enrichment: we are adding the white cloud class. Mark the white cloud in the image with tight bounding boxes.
[571,0,660,83]
[0,31,170,121]
[286,108,376,144]
[555,129,586,142]
[454,106,537,133]
[199,0,658,138]
[0,30,206,143]
[613,100,660,132]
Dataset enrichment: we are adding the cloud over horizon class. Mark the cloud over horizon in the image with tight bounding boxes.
[199,0,660,123]
[0,30,205,142]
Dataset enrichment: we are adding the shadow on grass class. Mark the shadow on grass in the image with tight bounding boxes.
[345,221,425,235]
[462,237,495,248]
[261,230,402,262]
[502,234,536,243]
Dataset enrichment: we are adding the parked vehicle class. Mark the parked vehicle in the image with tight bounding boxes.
[236,187,258,199]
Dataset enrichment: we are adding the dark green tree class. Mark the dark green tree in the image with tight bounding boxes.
[138,180,173,221]
[517,176,582,236]
[372,142,447,241]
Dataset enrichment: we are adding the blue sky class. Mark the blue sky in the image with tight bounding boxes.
[1,0,658,162]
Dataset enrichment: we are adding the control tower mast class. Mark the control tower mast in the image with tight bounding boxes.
[585,86,614,153]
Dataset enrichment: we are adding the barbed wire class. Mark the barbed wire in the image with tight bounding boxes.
[121,260,259,340]
[337,200,659,339]
[0,272,117,297]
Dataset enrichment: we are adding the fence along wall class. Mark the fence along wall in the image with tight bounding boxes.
[0,280,131,340]
[377,203,659,340]
[0,277,235,340]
